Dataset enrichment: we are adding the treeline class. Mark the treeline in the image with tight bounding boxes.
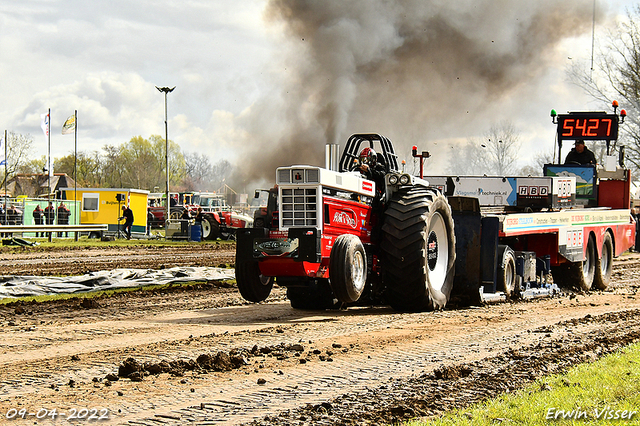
[13,134,232,193]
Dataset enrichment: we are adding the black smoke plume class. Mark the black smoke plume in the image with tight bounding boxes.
[231,0,607,187]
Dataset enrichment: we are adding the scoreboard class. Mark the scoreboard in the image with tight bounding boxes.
[556,112,618,141]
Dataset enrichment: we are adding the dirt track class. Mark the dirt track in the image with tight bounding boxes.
[1,245,640,425]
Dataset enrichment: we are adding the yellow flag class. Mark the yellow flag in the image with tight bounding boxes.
[62,115,76,135]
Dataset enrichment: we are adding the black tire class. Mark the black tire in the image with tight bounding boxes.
[381,187,456,311]
[236,261,273,302]
[497,245,517,298]
[594,232,614,290]
[329,234,367,303]
[551,233,596,291]
[286,280,339,310]
[170,208,185,221]
[201,215,221,240]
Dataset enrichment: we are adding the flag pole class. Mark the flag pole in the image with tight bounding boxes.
[3,129,6,227]
[74,110,78,241]
[47,107,51,208]
[47,108,51,242]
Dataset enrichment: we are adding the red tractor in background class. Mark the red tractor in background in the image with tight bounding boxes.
[149,192,253,240]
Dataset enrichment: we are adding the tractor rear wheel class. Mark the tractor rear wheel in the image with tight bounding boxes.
[236,261,273,302]
[594,232,614,290]
[201,215,221,240]
[381,187,456,311]
[329,234,367,303]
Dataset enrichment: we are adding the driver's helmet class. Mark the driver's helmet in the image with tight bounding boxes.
[359,147,377,166]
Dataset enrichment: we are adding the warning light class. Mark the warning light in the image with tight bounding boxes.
[550,109,557,117]
[613,100,619,108]
[621,109,627,117]
[412,146,417,157]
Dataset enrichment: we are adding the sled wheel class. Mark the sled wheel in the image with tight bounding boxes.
[497,245,517,298]
[579,234,597,291]
[551,233,596,291]
[236,261,273,302]
[381,187,456,311]
[329,234,367,303]
[201,216,221,240]
[594,232,614,290]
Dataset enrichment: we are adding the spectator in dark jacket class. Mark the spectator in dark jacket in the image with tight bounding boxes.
[33,205,44,237]
[44,202,55,238]
[564,140,597,165]
[119,205,134,239]
[57,202,71,237]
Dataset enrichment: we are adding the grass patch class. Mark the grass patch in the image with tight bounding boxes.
[406,342,640,425]
[0,280,233,306]
[0,236,234,251]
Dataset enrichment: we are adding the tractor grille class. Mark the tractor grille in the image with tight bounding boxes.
[281,188,318,227]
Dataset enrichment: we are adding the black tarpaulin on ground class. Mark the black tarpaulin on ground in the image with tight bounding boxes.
[0,267,235,298]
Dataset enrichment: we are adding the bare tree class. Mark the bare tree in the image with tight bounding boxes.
[211,159,233,192]
[183,152,214,191]
[1,132,34,187]
[568,5,640,173]
[447,121,521,176]
[446,140,486,175]
[482,121,521,175]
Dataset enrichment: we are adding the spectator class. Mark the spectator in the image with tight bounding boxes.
[0,204,5,237]
[44,201,55,238]
[633,206,640,253]
[180,208,191,235]
[564,140,597,165]
[33,205,44,237]
[147,208,154,235]
[119,205,134,239]
[57,202,71,237]
[194,206,204,224]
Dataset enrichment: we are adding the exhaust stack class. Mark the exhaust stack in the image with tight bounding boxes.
[325,144,339,171]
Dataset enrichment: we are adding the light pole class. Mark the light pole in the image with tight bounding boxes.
[156,86,175,239]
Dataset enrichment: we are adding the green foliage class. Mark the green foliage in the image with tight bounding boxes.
[406,343,640,426]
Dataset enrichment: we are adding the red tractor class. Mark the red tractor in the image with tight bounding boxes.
[236,106,636,311]
[236,134,456,311]
[191,193,253,240]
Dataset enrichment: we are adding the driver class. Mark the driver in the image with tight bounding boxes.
[564,140,596,165]
[358,147,386,194]
[358,147,387,243]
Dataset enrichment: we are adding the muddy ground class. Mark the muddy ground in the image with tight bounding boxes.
[0,244,639,425]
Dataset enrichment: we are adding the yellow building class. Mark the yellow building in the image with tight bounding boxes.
[61,187,149,237]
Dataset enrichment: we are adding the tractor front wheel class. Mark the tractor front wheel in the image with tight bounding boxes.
[236,261,273,302]
[329,234,367,303]
[201,215,221,240]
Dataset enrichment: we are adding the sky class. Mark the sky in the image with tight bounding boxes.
[0,0,638,191]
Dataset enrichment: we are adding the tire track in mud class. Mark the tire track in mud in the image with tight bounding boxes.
[101,308,640,425]
[1,253,639,425]
[2,290,640,425]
